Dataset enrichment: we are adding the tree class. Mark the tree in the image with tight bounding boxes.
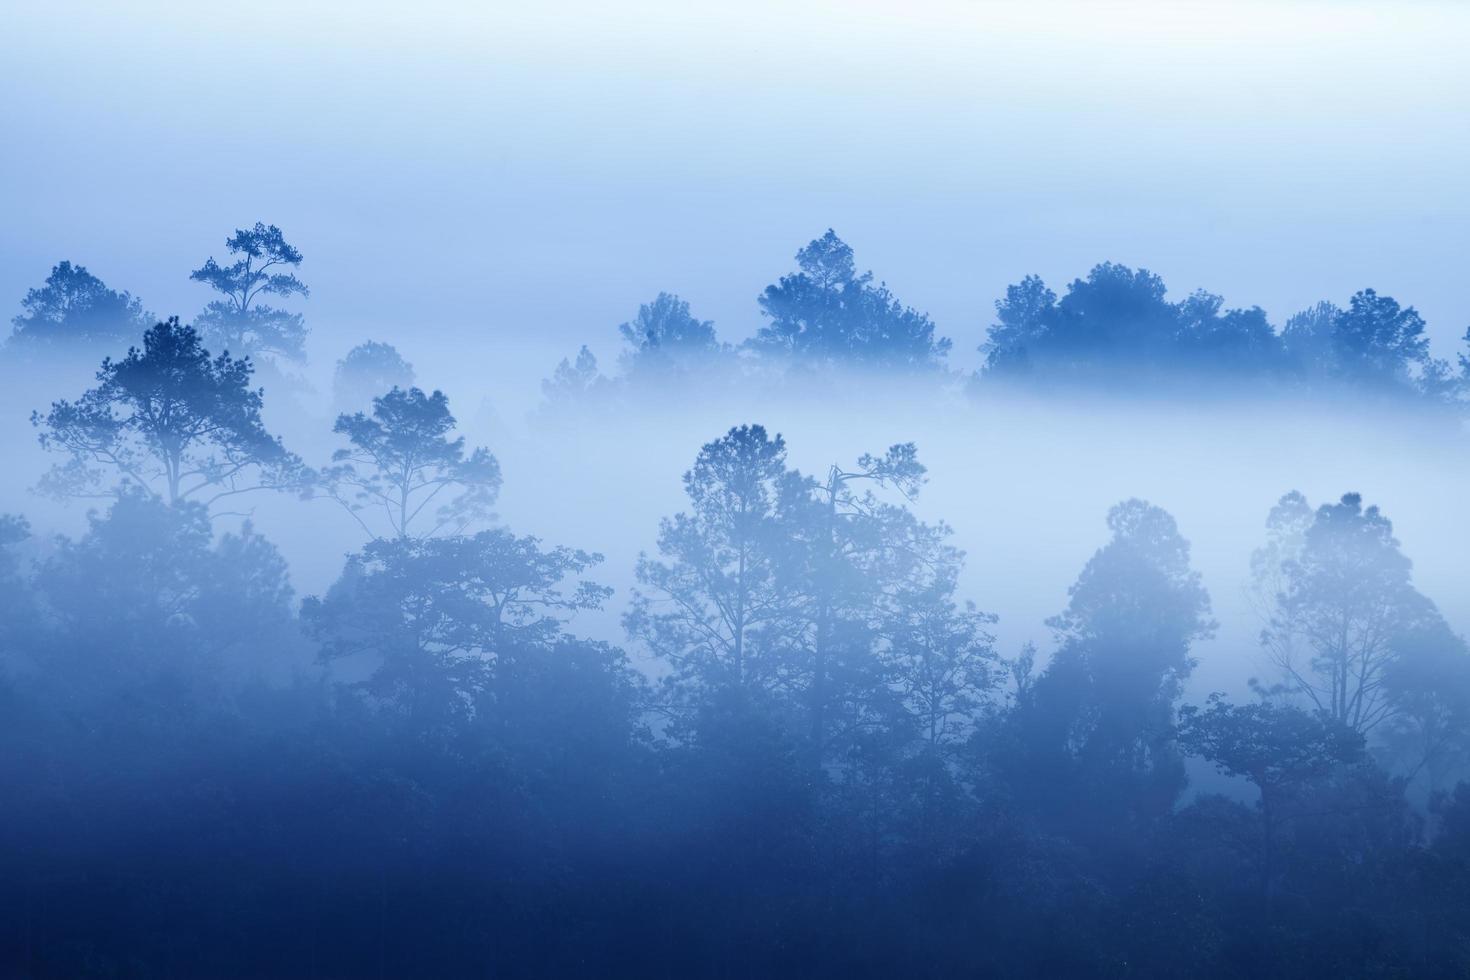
[1282,300,1341,381]
[1174,291,1281,374]
[779,442,939,766]
[1178,693,1364,900]
[617,292,728,382]
[1042,262,1178,363]
[539,345,610,414]
[189,222,309,364]
[626,425,801,721]
[321,386,501,540]
[886,580,997,755]
[979,263,1179,381]
[304,530,608,732]
[750,230,951,371]
[1255,492,1445,735]
[999,500,1215,834]
[9,261,153,354]
[333,340,415,414]
[879,566,999,850]
[979,263,1289,387]
[1331,289,1428,387]
[34,491,297,682]
[32,317,300,508]
[978,274,1056,375]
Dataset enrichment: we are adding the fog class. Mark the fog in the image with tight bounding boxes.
[6,2,1470,976]
[9,350,1468,699]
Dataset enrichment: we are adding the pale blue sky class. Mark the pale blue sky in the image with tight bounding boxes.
[3,0,1467,403]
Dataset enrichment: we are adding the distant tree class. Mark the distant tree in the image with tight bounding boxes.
[540,345,610,412]
[34,492,296,681]
[333,340,415,413]
[617,292,728,382]
[1416,354,1464,408]
[1282,300,1341,380]
[321,386,501,540]
[189,223,309,364]
[1000,500,1215,832]
[1049,263,1177,361]
[980,263,1180,381]
[1247,490,1316,622]
[9,261,152,353]
[32,317,300,507]
[1254,492,1446,735]
[1331,289,1429,387]
[304,530,608,731]
[886,579,997,754]
[874,573,998,854]
[1178,693,1364,899]
[780,442,938,765]
[981,264,1288,386]
[1174,290,1282,374]
[750,230,951,371]
[978,274,1056,375]
[626,425,800,721]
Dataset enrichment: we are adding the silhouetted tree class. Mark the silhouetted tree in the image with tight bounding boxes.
[1175,290,1281,373]
[617,292,728,382]
[999,499,1215,837]
[1255,492,1447,735]
[321,386,501,540]
[626,425,801,725]
[978,274,1056,376]
[983,263,1178,378]
[780,442,938,766]
[750,230,950,371]
[333,340,415,413]
[190,222,308,363]
[886,581,997,755]
[882,572,997,850]
[1282,300,1341,381]
[539,345,610,415]
[34,492,297,687]
[981,263,1289,387]
[1331,289,1428,387]
[1179,693,1364,899]
[8,261,152,354]
[304,530,607,732]
[32,318,300,507]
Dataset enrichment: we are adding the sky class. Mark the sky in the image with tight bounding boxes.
[3,0,1468,407]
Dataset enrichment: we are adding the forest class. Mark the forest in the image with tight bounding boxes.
[2,223,1470,978]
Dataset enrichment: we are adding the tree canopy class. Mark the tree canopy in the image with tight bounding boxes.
[9,260,152,353]
[32,317,300,507]
[750,230,952,372]
[321,386,501,540]
[190,222,309,364]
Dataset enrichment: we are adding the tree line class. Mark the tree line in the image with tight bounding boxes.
[2,264,1470,974]
[11,225,1470,414]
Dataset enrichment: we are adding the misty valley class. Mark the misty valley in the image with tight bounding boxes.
[0,222,1468,978]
